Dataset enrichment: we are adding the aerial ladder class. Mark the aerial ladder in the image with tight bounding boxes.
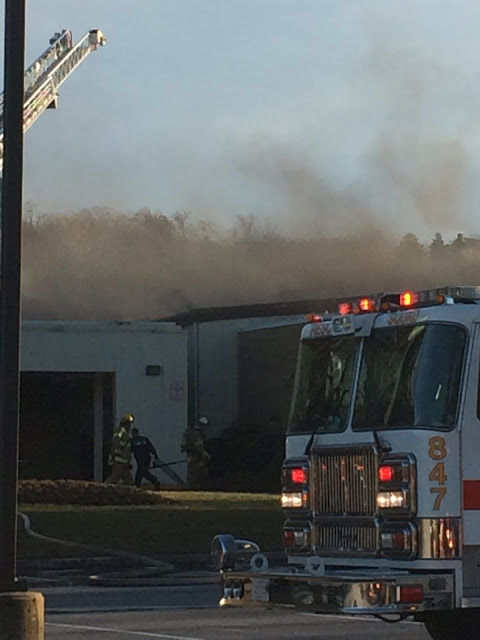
[0,28,107,170]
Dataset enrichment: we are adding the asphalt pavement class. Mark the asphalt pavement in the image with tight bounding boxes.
[45,606,432,639]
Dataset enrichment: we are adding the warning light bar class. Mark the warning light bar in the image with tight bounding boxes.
[338,298,377,315]
[381,285,480,309]
[330,285,480,322]
[338,291,421,315]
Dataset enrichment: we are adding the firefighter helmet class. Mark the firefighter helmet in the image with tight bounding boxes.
[120,413,134,424]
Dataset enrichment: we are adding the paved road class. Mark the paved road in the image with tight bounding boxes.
[42,583,433,639]
[46,608,432,639]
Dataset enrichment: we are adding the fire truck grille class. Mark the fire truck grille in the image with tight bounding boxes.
[313,521,378,554]
[311,446,377,517]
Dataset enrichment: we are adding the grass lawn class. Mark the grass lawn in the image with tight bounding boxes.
[18,491,284,558]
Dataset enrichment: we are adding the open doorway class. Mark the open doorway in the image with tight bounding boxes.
[19,371,115,480]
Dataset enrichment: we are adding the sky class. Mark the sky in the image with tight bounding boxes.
[3,0,480,239]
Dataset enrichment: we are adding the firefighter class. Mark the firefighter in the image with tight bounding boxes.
[105,413,134,484]
[131,427,161,490]
[181,417,211,489]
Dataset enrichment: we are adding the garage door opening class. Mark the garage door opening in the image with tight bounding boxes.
[19,372,115,481]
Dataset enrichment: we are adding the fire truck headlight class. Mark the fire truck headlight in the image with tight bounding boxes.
[281,492,308,508]
[377,490,406,509]
[377,454,417,516]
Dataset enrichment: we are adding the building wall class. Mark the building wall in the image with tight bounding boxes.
[190,315,305,437]
[20,321,188,482]
[238,323,303,431]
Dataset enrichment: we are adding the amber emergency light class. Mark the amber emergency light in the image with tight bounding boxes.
[399,291,419,307]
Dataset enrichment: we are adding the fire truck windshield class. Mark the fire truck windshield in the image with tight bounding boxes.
[353,323,466,430]
[288,337,359,433]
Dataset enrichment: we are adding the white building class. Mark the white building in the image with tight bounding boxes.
[17,296,341,487]
[167,298,340,437]
[19,321,188,484]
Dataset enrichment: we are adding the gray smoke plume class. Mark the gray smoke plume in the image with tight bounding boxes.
[19,203,477,321]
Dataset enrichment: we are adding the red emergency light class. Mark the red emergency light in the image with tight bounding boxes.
[398,585,423,604]
[358,297,376,313]
[291,468,307,484]
[283,529,295,547]
[399,291,419,307]
[306,313,323,323]
[378,465,395,483]
[338,302,353,316]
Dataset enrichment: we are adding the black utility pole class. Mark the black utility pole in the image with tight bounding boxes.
[0,0,26,590]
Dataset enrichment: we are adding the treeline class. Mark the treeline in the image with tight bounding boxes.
[19,207,480,321]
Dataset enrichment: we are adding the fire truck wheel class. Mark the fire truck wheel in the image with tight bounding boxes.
[423,609,480,640]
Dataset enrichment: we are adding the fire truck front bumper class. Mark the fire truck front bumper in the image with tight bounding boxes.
[219,568,454,615]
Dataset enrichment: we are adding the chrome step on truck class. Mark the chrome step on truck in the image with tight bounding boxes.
[213,533,453,614]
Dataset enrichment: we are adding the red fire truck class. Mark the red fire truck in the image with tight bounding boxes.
[212,285,480,640]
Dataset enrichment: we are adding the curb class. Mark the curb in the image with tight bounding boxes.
[46,604,216,614]
[21,571,220,589]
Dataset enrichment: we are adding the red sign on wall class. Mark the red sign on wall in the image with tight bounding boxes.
[169,381,185,401]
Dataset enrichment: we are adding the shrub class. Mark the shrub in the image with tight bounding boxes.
[18,479,175,506]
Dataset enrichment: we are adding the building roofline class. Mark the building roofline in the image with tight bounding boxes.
[21,320,183,334]
[160,297,343,326]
